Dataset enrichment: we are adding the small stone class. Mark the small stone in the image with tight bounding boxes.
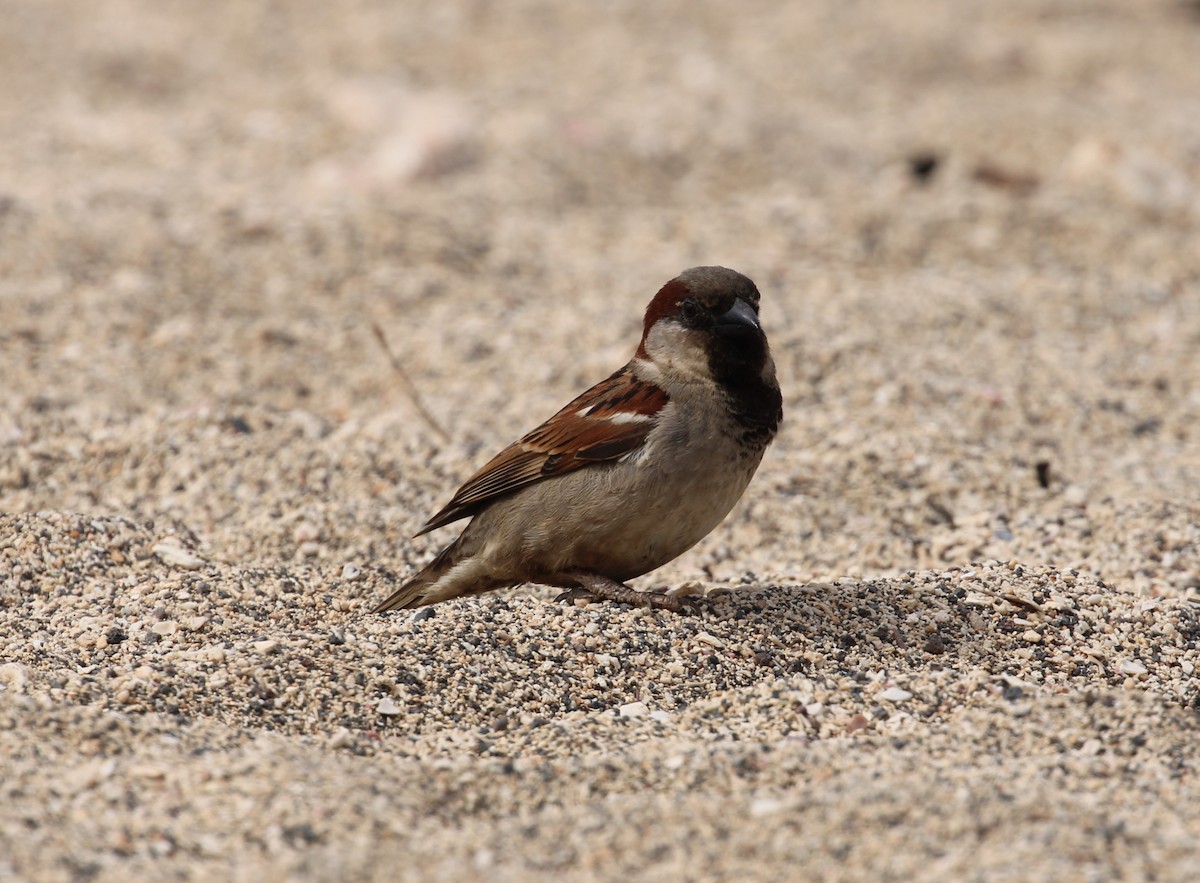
[1000,674,1038,693]
[696,632,726,649]
[749,797,796,817]
[293,521,320,544]
[151,539,205,570]
[668,580,705,598]
[129,763,167,780]
[1062,485,1087,506]
[341,563,361,581]
[618,700,649,718]
[252,640,280,655]
[879,687,913,703]
[151,621,179,637]
[1118,660,1147,676]
[1022,630,1042,643]
[376,697,402,715]
[845,714,871,733]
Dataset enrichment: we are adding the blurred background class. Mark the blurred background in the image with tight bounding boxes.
[2,0,1198,589]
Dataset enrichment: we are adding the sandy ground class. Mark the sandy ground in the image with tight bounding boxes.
[3,0,1200,880]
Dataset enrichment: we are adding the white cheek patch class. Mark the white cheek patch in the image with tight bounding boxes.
[630,356,663,384]
[643,324,710,381]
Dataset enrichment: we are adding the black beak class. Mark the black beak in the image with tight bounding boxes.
[715,298,761,336]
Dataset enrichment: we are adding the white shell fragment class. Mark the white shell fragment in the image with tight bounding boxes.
[151,539,206,570]
[376,697,403,716]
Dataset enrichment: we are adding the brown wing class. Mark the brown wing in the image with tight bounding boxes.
[415,365,669,535]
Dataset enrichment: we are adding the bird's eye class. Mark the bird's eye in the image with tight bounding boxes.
[680,299,700,322]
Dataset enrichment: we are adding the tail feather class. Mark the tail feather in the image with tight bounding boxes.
[371,544,458,612]
[371,537,506,612]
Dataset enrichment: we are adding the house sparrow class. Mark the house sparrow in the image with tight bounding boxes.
[372,266,782,613]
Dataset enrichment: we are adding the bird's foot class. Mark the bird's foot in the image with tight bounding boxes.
[555,573,703,614]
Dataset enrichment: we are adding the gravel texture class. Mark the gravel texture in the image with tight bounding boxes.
[3,0,1200,880]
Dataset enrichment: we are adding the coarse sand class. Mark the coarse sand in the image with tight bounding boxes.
[2,1,1200,880]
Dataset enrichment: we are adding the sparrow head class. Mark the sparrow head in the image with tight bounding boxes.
[637,266,773,387]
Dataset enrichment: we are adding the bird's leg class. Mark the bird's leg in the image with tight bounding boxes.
[553,571,697,613]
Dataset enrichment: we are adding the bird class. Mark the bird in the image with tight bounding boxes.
[371,266,782,613]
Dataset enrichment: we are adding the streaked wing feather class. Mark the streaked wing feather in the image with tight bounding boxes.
[416,366,668,534]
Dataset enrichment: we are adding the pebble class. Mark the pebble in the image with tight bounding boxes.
[669,580,705,597]
[750,797,799,817]
[151,539,206,570]
[878,687,913,703]
[376,697,402,716]
[293,521,321,544]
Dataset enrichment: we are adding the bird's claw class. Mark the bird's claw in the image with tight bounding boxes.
[555,587,599,605]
